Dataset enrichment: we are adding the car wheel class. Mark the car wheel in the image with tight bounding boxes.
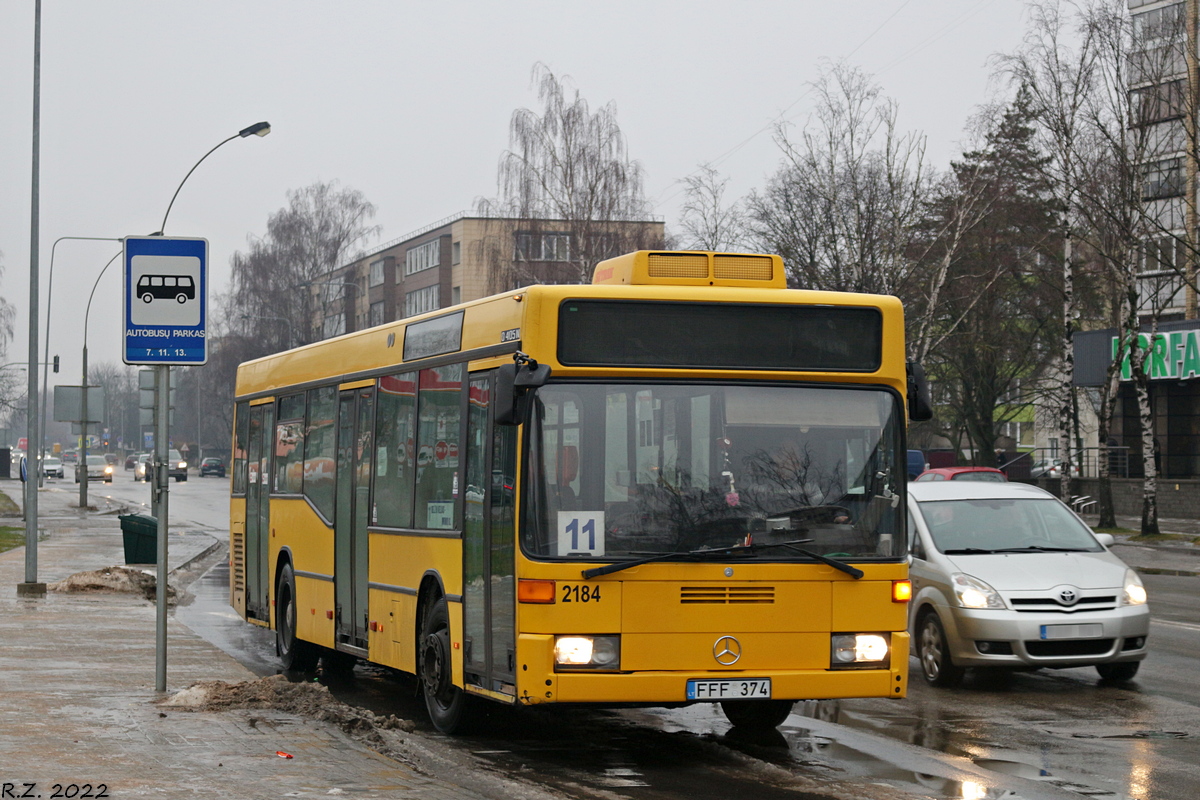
[276,563,319,671]
[1097,662,1140,681]
[720,700,795,729]
[918,611,964,687]
[420,595,470,733]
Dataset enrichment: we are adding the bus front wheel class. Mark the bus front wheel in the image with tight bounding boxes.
[419,596,468,733]
[720,700,795,729]
[176,293,188,303]
[276,563,319,671]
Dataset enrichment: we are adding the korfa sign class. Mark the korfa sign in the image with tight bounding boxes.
[1112,330,1200,381]
[123,236,208,365]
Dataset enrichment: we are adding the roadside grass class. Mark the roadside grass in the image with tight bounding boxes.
[1127,532,1199,544]
[0,492,19,516]
[0,526,24,554]
[1093,526,1137,535]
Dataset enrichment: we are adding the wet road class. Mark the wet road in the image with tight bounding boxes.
[81,472,1200,800]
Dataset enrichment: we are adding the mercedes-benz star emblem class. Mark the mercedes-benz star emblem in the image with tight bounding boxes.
[713,636,742,666]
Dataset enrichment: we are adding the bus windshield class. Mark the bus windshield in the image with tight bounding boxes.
[522,383,905,562]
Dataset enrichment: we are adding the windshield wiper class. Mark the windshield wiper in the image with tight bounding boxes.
[774,544,865,579]
[578,538,872,580]
[990,546,1091,553]
[941,547,998,555]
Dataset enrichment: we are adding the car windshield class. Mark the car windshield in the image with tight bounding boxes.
[522,383,905,561]
[951,472,1006,482]
[86,455,106,466]
[917,497,1103,554]
[45,458,60,465]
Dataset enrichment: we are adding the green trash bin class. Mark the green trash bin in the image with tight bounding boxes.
[118,513,158,564]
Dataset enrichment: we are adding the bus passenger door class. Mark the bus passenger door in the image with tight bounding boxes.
[335,387,373,651]
[463,374,518,694]
[245,401,274,621]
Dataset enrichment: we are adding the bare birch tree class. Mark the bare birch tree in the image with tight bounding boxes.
[477,64,658,288]
[746,63,929,296]
[677,164,746,251]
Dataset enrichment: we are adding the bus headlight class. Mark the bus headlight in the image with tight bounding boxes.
[554,635,621,670]
[830,633,890,668]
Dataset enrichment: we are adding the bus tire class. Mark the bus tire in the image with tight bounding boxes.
[720,700,794,729]
[419,596,469,733]
[277,563,319,671]
[141,293,153,303]
[176,293,188,303]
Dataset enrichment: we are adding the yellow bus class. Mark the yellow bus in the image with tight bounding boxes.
[231,250,930,733]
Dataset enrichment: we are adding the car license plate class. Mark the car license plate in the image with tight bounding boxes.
[1040,623,1103,640]
[686,678,771,700]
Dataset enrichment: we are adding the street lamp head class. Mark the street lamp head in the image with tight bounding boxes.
[239,121,271,138]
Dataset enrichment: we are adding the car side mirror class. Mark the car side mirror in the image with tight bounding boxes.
[1094,533,1115,548]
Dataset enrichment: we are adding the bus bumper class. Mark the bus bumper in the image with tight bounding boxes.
[515,632,909,705]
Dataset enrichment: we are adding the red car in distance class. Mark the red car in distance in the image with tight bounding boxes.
[913,466,1007,483]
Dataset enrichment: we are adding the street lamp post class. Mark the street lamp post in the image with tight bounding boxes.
[78,252,121,510]
[40,237,121,489]
[149,121,271,693]
[239,313,295,348]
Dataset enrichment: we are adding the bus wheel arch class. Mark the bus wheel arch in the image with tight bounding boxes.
[276,556,319,672]
[416,575,469,733]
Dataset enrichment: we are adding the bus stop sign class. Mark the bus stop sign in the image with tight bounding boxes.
[123,236,208,365]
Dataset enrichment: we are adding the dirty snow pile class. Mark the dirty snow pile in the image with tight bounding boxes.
[48,566,174,602]
[162,674,414,736]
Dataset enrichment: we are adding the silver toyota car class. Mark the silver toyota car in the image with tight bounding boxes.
[907,481,1149,686]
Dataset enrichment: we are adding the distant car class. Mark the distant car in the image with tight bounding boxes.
[907,481,1149,686]
[914,466,1007,483]
[103,453,118,465]
[137,450,189,482]
[907,449,928,481]
[124,454,137,470]
[1031,458,1081,479]
[199,457,226,478]
[75,454,114,483]
[169,449,188,482]
[41,457,64,479]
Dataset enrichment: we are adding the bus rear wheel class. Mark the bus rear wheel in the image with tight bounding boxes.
[720,700,795,729]
[419,596,469,733]
[276,563,319,671]
[141,293,153,303]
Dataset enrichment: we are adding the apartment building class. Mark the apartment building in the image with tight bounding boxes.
[307,213,664,340]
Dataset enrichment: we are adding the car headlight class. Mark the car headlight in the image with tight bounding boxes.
[951,573,1005,609]
[1122,570,1148,606]
[178,461,187,469]
[553,635,620,671]
[830,633,890,668]
[105,466,113,474]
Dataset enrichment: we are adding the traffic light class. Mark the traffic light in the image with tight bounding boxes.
[52,355,59,373]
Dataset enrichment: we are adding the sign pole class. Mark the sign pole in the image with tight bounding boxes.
[155,364,170,692]
[123,235,207,693]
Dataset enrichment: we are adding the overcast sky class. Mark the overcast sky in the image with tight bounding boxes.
[0,0,1031,385]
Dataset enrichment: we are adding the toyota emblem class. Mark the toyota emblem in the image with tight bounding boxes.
[1053,585,1080,606]
[713,636,742,665]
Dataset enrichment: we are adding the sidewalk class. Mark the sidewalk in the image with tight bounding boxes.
[1080,513,1200,577]
[0,483,513,800]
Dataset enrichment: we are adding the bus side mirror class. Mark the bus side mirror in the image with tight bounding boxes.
[496,360,552,426]
[907,361,933,422]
